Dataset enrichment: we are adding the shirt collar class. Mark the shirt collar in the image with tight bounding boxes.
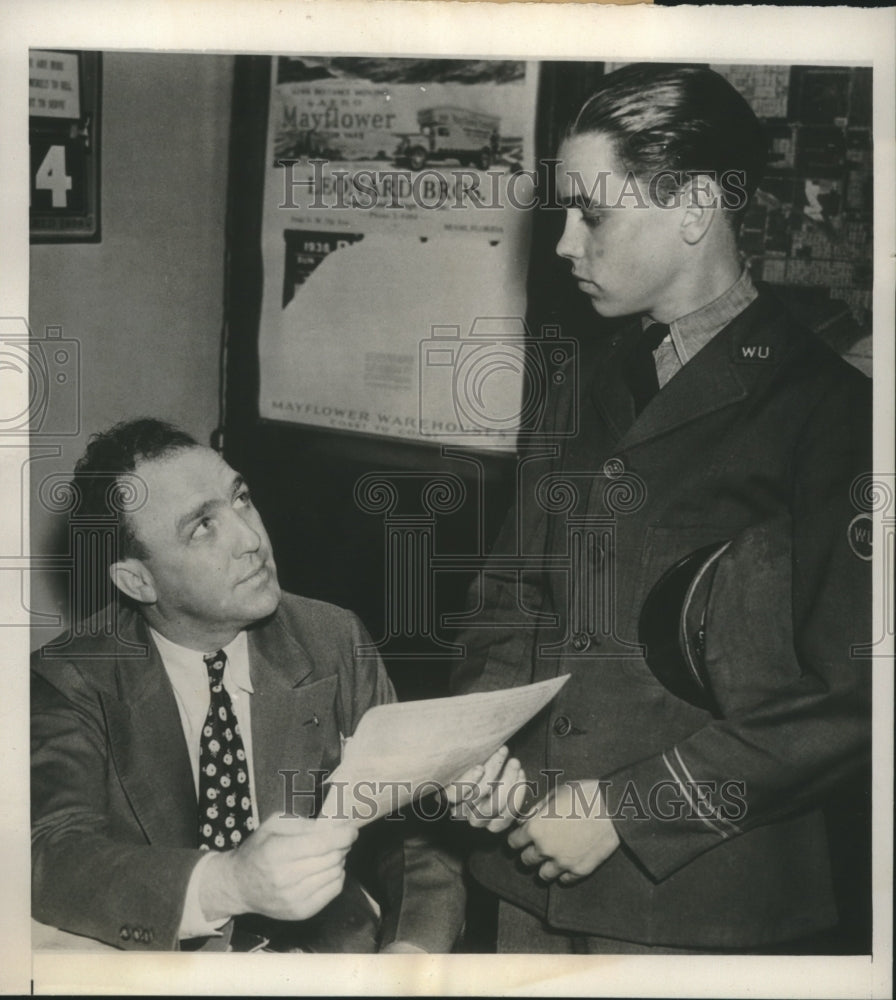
[148,625,254,695]
[643,268,758,365]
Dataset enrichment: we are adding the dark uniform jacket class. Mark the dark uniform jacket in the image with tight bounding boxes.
[32,593,464,952]
[451,290,872,948]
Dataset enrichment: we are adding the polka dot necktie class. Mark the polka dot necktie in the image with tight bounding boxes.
[197,650,256,852]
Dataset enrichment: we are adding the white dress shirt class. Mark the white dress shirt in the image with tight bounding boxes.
[148,626,258,940]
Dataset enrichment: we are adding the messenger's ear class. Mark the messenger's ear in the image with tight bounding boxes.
[109,558,157,605]
[679,173,722,246]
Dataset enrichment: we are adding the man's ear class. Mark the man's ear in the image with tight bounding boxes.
[679,173,722,246]
[109,558,157,605]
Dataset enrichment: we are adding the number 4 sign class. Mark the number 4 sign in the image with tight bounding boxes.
[29,50,100,243]
[33,144,73,209]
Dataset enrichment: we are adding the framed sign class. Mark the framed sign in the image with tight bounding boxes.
[29,49,101,242]
[254,55,540,452]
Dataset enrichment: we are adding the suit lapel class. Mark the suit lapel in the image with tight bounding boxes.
[102,612,197,847]
[618,328,749,451]
[102,605,340,839]
[247,612,336,821]
[590,297,788,454]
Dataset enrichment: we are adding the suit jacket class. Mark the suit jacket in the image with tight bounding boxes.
[451,290,872,948]
[31,593,465,952]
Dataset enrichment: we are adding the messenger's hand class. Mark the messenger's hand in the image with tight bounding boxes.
[199,814,357,922]
[445,745,530,833]
[380,940,428,954]
[507,781,620,883]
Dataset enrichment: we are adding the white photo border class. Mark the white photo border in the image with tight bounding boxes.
[1,1,893,996]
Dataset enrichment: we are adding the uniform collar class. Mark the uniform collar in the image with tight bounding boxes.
[643,268,758,365]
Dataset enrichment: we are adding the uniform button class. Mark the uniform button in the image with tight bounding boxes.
[604,457,625,476]
[119,926,131,941]
[571,632,591,652]
[553,715,572,737]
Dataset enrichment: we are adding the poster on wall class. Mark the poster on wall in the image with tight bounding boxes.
[257,56,540,450]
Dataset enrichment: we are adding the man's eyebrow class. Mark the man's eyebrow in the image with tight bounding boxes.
[176,498,218,536]
[176,476,248,535]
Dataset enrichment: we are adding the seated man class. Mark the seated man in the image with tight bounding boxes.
[31,418,463,952]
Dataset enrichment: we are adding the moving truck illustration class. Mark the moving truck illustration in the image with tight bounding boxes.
[397,106,501,171]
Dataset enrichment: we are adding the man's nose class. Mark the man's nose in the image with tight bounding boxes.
[555,210,581,260]
[231,509,262,555]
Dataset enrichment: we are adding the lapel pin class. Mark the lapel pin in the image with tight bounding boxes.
[303,714,320,726]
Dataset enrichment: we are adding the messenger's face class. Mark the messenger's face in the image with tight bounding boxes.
[127,447,280,644]
[555,131,685,320]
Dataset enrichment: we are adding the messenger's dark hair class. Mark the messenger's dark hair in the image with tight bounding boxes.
[569,63,767,226]
[72,418,199,561]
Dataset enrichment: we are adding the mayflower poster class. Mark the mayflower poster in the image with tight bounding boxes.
[257,57,539,450]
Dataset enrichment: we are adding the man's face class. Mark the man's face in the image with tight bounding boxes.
[125,447,281,645]
[555,131,687,320]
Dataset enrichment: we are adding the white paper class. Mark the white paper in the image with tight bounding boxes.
[319,674,569,824]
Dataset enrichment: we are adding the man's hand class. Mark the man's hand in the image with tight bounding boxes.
[444,745,530,833]
[199,814,358,922]
[507,781,620,883]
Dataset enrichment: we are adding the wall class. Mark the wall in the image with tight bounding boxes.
[29,52,234,647]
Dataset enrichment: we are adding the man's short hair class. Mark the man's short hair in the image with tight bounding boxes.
[72,418,199,562]
[569,63,767,225]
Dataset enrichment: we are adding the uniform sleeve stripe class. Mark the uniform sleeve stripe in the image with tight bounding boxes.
[661,751,728,839]
[673,747,741,834]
